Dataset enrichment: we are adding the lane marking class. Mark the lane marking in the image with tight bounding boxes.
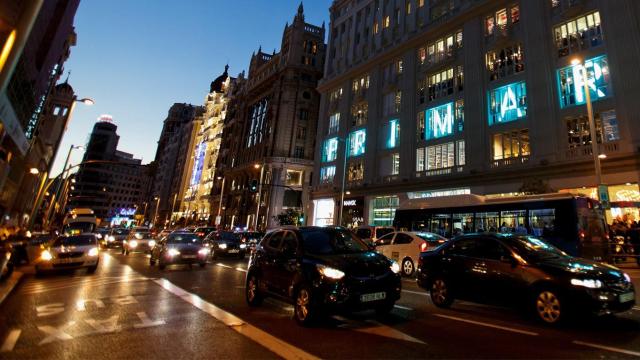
[236,267,248,273]
[38,322,76,345]
[633,306,640,311]
[0,330,21,352]
[333,315,425,344]
[133,311,166,328]
[573,341,640,357]
[216,263,233,269]
[402,289,428,296]
[434,314,538,336]
[393,304,413,311]
[22,278,150,295]
[153,278,319,360]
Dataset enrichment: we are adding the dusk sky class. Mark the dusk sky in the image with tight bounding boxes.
[52,0,331,175]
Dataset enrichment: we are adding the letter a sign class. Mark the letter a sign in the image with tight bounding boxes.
[500,86,523,120]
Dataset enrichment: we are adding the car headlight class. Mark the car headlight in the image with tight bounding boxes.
[41,250,53,261]
[129,240,138,248]
[135,233,144,239]
[239,243,247,249]
[390,261,400,274]
[96,234,102,239]
[198,248,210,255]
[167,248,180,257]
[88,247,99,257]
[317,264,345,280]
[148,240,156,248]
[623,273,631,283]
[108,236,115,242]
[571,278,603,289]
[218,243,227,250]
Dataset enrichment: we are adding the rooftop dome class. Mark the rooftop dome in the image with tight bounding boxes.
[55,80,74,94]
[209,65,229,93]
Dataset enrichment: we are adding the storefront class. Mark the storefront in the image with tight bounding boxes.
[560,183,640,224]
[368,196,399,226]
[313,198,335,226]
[342,197,364,228]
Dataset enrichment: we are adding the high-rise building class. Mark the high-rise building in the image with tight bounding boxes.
[150,103,203,227]
[212,4,326,230]
[311,0,640,227]
[176,66,237,224]
[70,119,151,226]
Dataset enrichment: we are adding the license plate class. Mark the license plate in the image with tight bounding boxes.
[228,249,239,254]
[183,255,197,259]
[360,292,386,303]
[620,292,635,303]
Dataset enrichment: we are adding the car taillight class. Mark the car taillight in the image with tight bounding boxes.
[420,242,428,252]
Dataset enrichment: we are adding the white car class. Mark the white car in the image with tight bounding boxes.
[123,227,156,255]
[35,234,100,275]
[375,231,447,277]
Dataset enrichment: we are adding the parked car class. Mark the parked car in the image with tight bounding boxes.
[205,231,248,259]
[123,227,156,255]
[194,227,217,239]
[416,233,636,324]
[106,228,130,248]
[354,226,395,246]
[375,231,447,277]
[245,227,402,326]
[149,232,209,269]
[35,234,100,275]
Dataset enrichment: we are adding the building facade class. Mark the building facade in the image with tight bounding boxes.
[70,119,151,226]
[312,0,640,227]
[149,103,202,227]
[212,4,326,230]
[177,66,236,224]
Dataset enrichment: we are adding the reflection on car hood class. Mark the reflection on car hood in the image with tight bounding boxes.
[312,251,392,278]
[49,244,94,253]
[535,256,625,281]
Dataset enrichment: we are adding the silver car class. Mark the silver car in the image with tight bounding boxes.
[35,234,100,275]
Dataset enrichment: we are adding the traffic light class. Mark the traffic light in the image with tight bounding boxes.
[249,179,258,192]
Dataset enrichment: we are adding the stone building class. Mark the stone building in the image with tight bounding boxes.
[212,4,326,230]
[312,0,640,227]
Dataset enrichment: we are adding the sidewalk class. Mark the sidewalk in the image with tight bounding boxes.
[0,271,23,306]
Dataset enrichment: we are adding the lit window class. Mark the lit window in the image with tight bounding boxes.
[383,15,390,28]
[406,1,411,14]
[286,170,303,186]
[487,81,527,125]
[425,102,454,140]
[322,138,339,162]
[348,129,366,157]
[557,55,610,108]
[553,11,602,57]
[492,129,530,160]
[348,161,364,181]
[383,91,401,116]
[392,153,400,175]
[486,44,525,81]
[328,112,340,134]
[320,166,336,184]
[351,102,368,126]
[387,119,400,148]
[416,141,464,172]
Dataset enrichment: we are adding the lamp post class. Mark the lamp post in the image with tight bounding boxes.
[254,163,265,231]
[152,196,160,228]
[27,167,48,229]
[170,193,178,223]
[47,144,83,225]
[572,58,604,196]
[338,136,350,227]
[216,175,225,226]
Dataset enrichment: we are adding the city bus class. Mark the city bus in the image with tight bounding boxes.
[62,208,98,235]
[393,193,609,261]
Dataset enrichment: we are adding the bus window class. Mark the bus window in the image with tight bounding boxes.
[430,214,451,238]
[453,213,473,235]
[500,210,526,233]
[529,209,555,237]
[475,212,499,232]
[576,199,607,261]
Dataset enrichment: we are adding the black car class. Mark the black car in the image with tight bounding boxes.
[194,227,217,239]
[417,233,636,324]
[205,231,248,259]
[149,232,209,269]
[245,227,402,326]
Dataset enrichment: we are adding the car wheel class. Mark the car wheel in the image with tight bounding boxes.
[246,273,264,307]
[294,285,318,326]
[87,264,98,274]
[430,278,454,308]
[401,258,414,277]
[534,289,563,325]
[375,301,396,317]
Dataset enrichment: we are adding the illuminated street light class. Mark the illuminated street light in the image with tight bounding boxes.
[598,154,607,159]
[78,97,95,105]
[253,164,261,169]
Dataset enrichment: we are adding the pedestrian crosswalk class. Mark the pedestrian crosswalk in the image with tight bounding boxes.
[19,275,151,295]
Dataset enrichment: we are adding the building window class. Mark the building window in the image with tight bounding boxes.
[430,0,455,21]
[383,90,402,116]
[379,153,400,177]
[418,29,463,66]
[492,129,530,160]
[488,81,527,125]
[328,112,340,134]
[385,119,400,149]
[351,102,368,126]
[425,102,460,140]
[417,112,426,140]
[383,15,390,28]
[246,98,268,147]
[392,153,400,175]
[348,129,366,157]
[286,170,303,186]
[557,55,611,108]
[299,109,309,121]
[296,126,306,140]
[455,99,464,132]
[374,21,379,34]
[382,59,403,84]
[370,196,399,226]
[320,166,336,184]
[348,161,364,181]
[567,110,619,148]
[294,146,305,158]
[416,140,464,171]
[485,5,519,36]
[424,66,463,102]
[554,11,602,58]
[329,88,343,104]
[322,138,339,162]
[486,44,525,81]
[352,74,370,94]
[406,1,412,15]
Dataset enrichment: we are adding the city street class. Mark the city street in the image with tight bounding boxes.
[1,251,639,359]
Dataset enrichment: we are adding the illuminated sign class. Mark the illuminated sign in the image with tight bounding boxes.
[387,119,400,148]
[119,208,136,216]
[426,103,453,140]
[557,55,610,108]
[348,129,366,157]
[190,142,206,186]
[343,200,357,207]
[323,138,338,162]
[488,81,527,125]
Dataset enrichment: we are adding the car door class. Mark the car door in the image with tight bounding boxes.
[376,232,396,259]
[444,237,485,300]
[272,231,299,297]
[392,233,416,263]
[261,231,284,292]
[474,237,526,305]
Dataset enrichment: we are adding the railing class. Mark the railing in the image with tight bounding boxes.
[490,156,529,168]
[415,166,464,178]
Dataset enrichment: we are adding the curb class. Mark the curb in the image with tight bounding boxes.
[0,271,23,306]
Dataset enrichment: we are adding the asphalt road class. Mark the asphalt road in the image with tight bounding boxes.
[1,250,640,359]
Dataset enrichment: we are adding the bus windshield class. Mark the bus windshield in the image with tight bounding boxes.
[63,222,96,235]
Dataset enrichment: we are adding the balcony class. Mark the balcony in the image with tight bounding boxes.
[565,141,620,160]
[490,156,529,169]
[416,166,464,178]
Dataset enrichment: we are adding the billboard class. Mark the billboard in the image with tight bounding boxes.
[190,141,206,186]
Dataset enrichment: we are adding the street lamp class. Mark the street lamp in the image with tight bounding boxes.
[29,167,39,175]
[153,196,160,228]
[571,57,604,197]
[254,163,265,231]
[338,136,350,227]
[216,175,226,227]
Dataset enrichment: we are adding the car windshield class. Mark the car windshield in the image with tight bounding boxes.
[53,235,96,247]
[167,234,203,244]
[504,236,568,260]
[114,229,130,235]
[301,229,370,255]
[218,232,241,242]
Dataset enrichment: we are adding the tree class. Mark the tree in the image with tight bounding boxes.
[519,178,554,195]
[275,208,302,226]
